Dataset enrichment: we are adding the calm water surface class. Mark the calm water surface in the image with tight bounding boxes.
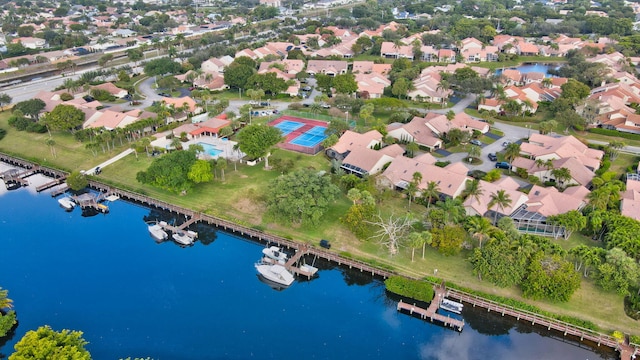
[495,63,559,76]
[0,184,615,360]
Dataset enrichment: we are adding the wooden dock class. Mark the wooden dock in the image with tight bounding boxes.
[72,193,109,213]
[446,288,638,359]
[50,184,69,197]
[0,152,638,360]
[36,175,67,192]
[157,215,200,238]
[397,284,465,331]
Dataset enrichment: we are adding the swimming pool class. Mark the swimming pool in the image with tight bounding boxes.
[198,142,223,157]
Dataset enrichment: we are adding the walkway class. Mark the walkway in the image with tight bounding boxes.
[84,148,134,175]
[396,284,465,331]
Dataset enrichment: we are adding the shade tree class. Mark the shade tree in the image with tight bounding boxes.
[236,124,283,169]
[265,170,340,226]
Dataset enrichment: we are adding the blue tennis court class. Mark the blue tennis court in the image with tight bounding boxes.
[290,126,327,147]
[273,120,304,136]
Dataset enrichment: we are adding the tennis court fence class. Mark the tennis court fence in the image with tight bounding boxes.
[279,142,323,155]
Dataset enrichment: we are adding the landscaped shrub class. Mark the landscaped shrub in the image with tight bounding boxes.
[60,93,73,101]
[624,290,640,320]
[385,276,435,303]
[435,161,450,168]
[0,128,6,141]
[589,128,640,141]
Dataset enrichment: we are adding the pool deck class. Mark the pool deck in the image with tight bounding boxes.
[151,134,244,161]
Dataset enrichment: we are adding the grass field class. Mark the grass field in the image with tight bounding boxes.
[0,111,638,335]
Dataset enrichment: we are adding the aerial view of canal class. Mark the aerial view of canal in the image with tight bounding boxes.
[0,183,616,359]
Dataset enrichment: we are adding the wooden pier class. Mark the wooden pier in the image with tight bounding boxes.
[446,288,638,359]
[36,175,67,193]
[158,215,199,238]
[72,193,109,213]
[0,152,638,360]
[50,184,69,197]
[397,284,465,331]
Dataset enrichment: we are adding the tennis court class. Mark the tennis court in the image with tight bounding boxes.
[290,126,327,147]
[273,120,305,136]
[269,116,329,154]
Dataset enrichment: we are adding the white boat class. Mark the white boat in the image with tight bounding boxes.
[299,263,319,276]
[262,246,288,264]
[440,298,464,314]
[148,222,168,241]
[255,262,295,287]
[58,197,75,211]
[172,230,195,246]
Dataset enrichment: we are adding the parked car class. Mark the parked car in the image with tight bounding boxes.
[158,92,170,97]
[495,161,511,169]
[319,239,331,249]
[488,153,497,161]
[470,139,482,146]
[302,86,312,91]
[320,103,331,109]
[502,141,512,147]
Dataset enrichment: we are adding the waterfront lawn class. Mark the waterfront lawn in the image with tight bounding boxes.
[0,113,114,172]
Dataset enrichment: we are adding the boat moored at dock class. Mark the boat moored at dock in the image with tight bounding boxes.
[255,261,295,287]
[172,230,196,246]
[57,196,76,211]
[440,298,464,314]
[262,246,288,264]
[148,221,168,241]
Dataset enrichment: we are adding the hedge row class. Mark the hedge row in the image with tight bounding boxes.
[588,128,640,141]
[422,276,599,331]
[385,276,435,303]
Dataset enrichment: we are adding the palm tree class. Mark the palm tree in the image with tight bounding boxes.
[551,167,572,189]
[436,197,465,225]
[405,181,419,207]
[491,84,506,100]
[422,181,440,209]
[503,143,521,172]
[45,137,56,158]
[436,79,450,108]
[541,78,552,88]
[0,287,13,310]
[468,144,481,159]
[466,216,491,248]
[521,99,533,117]
[607,140,626,160]
[534,158,546,182]
[420,231,432,259]
[463,179,483,203]
[488,190,512,225]
[407,232,424,262]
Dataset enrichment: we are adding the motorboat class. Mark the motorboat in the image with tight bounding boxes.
[172,230,196,246]
[58,197,76,211]
[262,246,288,264]
[255,262,295,287]
[148,222,168,241]
[440,298,464,314]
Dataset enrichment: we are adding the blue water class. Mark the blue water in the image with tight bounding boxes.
[197,142,222,157]
[495,63,559,77]
[0,186,616,360]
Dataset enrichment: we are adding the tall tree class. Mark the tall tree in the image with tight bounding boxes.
[407,232,425,262]
[236,124,283,169]
[422,181,440,209]
[366,213,415,256]
[42,104,85,132]
[332,73,358,95]
[488,190,512,225]
[266,170,340,226]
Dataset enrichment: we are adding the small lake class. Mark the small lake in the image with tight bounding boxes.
[495,63,560,77]
[0,184,616,359]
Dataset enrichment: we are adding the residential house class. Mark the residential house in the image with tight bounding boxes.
[84,109,139,130]
[379,154,469,199]
[519,134,604,171]
[91,82,128,98]
[326,130,383,160]
[162,96,202,114]
[512,156,597,187]
[621,179,640,221]
[386,117,443,151]
[340,144,404,177]
[463,177,528,218]
[510,185,590,238]
[355,72,390,99]
[306,60,348,76]
[201,55,234,74]
[12,37,46,49]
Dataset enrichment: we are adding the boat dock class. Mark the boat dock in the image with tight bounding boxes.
[71,193,109,213]
[397,284,465,331]
[0,168,33,187]
[157,215,199,238]
[446,289,638,359]
[0,152,638,360]
[261,244,318,278]
[36,175,67,193]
